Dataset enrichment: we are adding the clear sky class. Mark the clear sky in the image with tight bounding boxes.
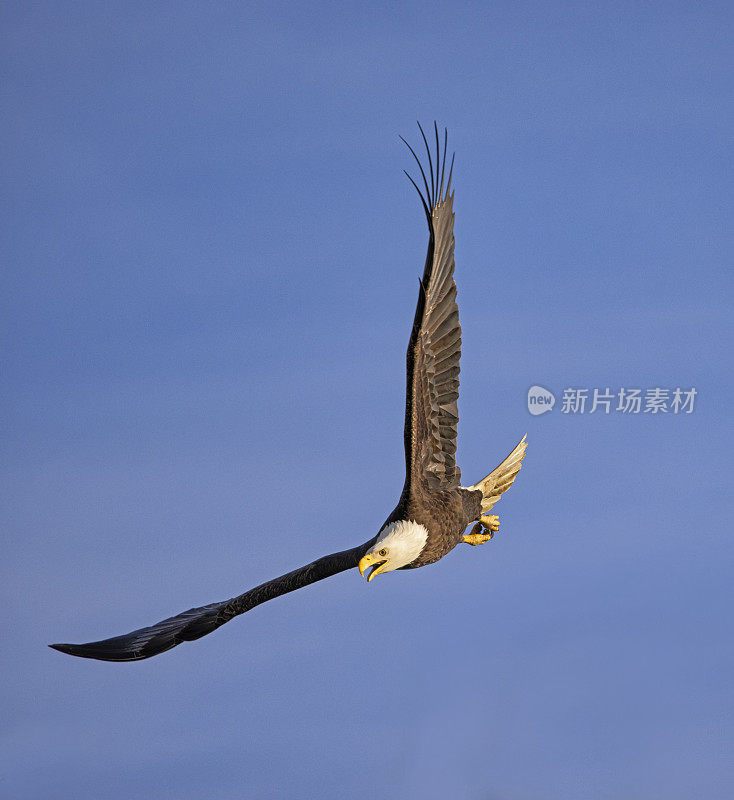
[2,2,732,798]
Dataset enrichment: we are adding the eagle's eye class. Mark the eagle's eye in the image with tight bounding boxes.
[378,548,388,558]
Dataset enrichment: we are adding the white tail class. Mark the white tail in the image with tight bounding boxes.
[465,435,528,513]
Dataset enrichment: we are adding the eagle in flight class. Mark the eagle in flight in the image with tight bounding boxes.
[51,124,527,662]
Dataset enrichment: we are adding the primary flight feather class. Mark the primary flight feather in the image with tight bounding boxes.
[50,123,527,662]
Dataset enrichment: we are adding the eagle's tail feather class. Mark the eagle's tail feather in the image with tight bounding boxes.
[466,435,527,513]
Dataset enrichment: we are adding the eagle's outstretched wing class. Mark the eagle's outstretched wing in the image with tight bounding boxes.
[49,544,369,661]
[402,123,461,496]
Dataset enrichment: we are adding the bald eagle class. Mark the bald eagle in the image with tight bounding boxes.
[50,124,527,662]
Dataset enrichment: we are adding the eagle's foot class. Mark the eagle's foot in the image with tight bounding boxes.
[463,522,494,546]
[481,514,500,532]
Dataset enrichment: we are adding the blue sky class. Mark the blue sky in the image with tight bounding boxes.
[2,2,732,798]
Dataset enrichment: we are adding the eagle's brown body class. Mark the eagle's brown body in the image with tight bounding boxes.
[385,488,482,568]
[50,124,526,662]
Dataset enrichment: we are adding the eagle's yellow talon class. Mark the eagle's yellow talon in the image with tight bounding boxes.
[463,523,494,546]
[481,514,500,532]
[463,533,493,545]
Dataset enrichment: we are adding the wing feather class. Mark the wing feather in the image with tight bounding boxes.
[402,124,462,495]
[49,544,369,662]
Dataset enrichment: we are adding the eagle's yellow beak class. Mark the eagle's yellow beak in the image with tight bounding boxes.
[358,553,389,582]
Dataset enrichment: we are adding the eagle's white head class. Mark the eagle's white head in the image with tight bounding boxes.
[358,520,429,581]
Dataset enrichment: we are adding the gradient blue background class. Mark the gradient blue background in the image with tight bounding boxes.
[2,3,732,798]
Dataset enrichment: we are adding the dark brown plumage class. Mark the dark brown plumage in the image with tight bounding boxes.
[49,124,526,662]
[50,545,370,661]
